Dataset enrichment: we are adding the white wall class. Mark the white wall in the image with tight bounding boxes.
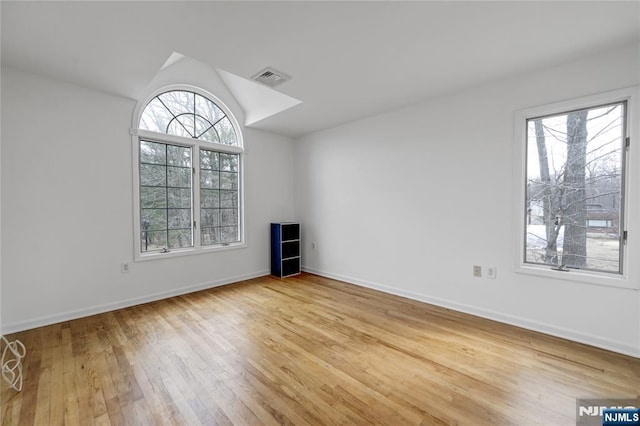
[1,67,295,332]
[294,44,640,357]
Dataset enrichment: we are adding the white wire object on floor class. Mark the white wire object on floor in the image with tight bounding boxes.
[1,335,26,391]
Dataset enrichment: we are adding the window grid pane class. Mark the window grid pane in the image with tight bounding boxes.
[140,140,193,252]
[200,148,240,246]
[524,102,625,274]
[139,90,238,146]
[138,89,241,255]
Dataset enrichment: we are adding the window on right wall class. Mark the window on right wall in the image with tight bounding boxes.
[522,98,628,275]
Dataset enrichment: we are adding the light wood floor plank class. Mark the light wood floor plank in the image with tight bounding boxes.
[2,273,639,425]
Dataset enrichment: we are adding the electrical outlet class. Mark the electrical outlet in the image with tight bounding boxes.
[486,266,497,279]
[311,241,317,250]
[473,265,482,277]
[121,262,129,273]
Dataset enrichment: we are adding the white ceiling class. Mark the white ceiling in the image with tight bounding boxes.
[2,1,639,138]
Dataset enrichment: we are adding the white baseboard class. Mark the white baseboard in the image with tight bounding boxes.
[2,270,270,334]
[302,266,640,358]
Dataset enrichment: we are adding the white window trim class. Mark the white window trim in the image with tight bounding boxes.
[513,86,639,289]
[131,86,245,262]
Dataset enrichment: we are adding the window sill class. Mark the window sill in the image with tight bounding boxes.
[134,242,246,262]
[515,263,638,290]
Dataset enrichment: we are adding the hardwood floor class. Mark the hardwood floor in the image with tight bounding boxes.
[1,273,639,425]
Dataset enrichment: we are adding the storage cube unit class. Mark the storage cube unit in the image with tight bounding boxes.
[271,223,301,278]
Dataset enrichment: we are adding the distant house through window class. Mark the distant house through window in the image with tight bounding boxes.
[134,88,243,257]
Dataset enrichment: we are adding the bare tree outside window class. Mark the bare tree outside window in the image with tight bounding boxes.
[525,102,626,273]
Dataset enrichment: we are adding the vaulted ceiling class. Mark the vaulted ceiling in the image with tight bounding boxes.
[2,1,639,138]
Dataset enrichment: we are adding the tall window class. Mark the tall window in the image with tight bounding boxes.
[135,89,242,256]
[523,100,627,274]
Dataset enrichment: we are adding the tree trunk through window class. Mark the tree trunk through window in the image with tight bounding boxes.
[563,111,588,268]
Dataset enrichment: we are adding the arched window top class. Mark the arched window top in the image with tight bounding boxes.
[139,89,239,146]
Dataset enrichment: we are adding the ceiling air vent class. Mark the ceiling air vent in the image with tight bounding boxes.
[251,67,291,88]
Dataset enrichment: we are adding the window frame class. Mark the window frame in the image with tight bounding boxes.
[513,87,638,289]
[131,86,245,261]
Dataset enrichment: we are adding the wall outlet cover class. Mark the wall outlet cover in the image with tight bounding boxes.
[473,265,482,277]
[487,266,497,279]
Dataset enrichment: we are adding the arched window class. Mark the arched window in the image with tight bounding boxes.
[139,90,238,145]
[134,88,243,257]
